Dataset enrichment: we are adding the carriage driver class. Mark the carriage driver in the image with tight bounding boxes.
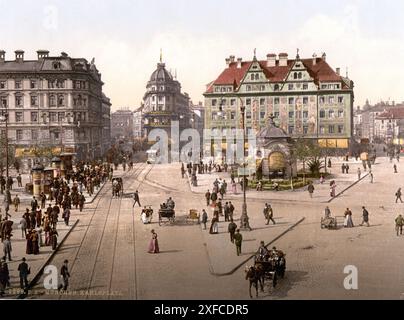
[257,241,269,261]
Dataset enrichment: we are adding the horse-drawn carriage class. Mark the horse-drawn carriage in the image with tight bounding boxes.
[158,198,176,226]
[245,248,286,298]
[112,177,123,198]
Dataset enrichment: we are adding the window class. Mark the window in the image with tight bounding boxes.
[303,83,308,90]
[329,96,335,104]
[274,97,280,105]
[230,112,236,120]
[211,112,217,120]
[0,81,5,89]
[320,126,325,134]
[15,112,23,122]
[274,112,280,118]
[31,130,38,140]
[49,95,56,106]
[319,109,325,118]
[303,111,308,119]
[338,125,344,133]
[16,129,23,141]
[328,125,335,133]
[303,97,308,105]
[288,126,294,134]
[230,99,236,106]
[338,96,344,104]
[152,96,156,102]
[274,84,279,91]
[246,111,251,119]
[212,99,217,107]
[329,109,335,118]
[58,112,64,122]
[319,96,325,104]
[30,80,37,89]
[338,109,344,118]
[166,96,170,102]
[288,97,294,105]
[289,111,294,118]
[246,85,251,92]
[220,99,226,106]
[303,126,308,134]
[15,96,23,107]
[288,84,294,90]
[250,74,254,81]
[158,96,163,102]
[50,112,57,122]
[58,95,64,106]
[246,98,251,105]
[31,112,38,122]
[260,85,265,91]
[260,111,266,119]
[298,72,302,79]
[255,74,259,80]
[1,96,7,108]
[53,131,60,140]
[15,81,22,89]
[293,72,298,80]
[31,96,38,106]
[260,98,265,106]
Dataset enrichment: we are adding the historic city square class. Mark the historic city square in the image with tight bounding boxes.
[0,0,404,307]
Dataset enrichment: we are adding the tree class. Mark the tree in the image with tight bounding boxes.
[293,138,323,180]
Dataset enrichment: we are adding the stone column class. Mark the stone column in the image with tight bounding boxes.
[31,164,44,197]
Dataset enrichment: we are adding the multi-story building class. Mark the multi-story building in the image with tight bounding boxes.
[203,52,354,154]
[374,106,404,144]
[142,58,191,141]
[101,93,112,153]
[110,108,134,142]
[133,107,143,138]
[0,49,111,164]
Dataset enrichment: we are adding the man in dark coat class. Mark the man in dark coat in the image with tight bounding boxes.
[360,206,370,227]
[30,196,38,213]
[18,257,30,290]
[228,219,237,243]
[234,229,243,256]
[201,209,208,230]
[79,193,86,212]
[133,191,141,207]
[59,260,70,291]
[205,190,211,206]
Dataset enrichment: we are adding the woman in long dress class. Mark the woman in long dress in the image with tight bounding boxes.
[148,229,159,253]
[344,208,354,228]
[26,230,33,254]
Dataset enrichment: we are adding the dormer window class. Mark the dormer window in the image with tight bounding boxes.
[53,61,61,70]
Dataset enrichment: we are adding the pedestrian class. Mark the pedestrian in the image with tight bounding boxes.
[17,174,22,188]
[395,188,403,203]
[330,180,337,198]
[357,168,361,180]
[369,171,374,183]
[58,260,70,291]
[224,202,230,222]
[201,209,208,230]
[341,163,346,174]
[79,192,86,212]
[394,164,398,173]
[50,227,58,250]
[31,230,39,254]
[360,206,370,227]
[18,257,30,290]
[395,214,404,236]
[209,215,219,234]
[308,182,315,198]
[0,259,10,297]
[228,219,237,243]
[346,163,350,173]
[234,229,243,256]
[133,190,141,207]
[328,158,332,168]
[229,201,235,220]
[40,192,46,209]
[210,190,217,206]
[205,190,211,206]
[324,206,331,218]
[148,229,159,254]
[20,215,27,238]
[30,196,38,213]
[344,208,354,228]
[63,207,70,226]
[13,194,20,212]
[264,203,275,225]
[2,236,12,261]
[232,181,237,194]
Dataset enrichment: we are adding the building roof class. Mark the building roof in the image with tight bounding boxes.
[205,56,348,94]
[149,62,173,82]
[375,106,404,119]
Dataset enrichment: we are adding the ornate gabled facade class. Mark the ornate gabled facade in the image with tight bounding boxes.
[142,59,191,140]
[203,51,354,155]
[0,49,111,164]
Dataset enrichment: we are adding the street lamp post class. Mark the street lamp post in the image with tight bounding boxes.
[239,104,251,231]
[0,112,9,180]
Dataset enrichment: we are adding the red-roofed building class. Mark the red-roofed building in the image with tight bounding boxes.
[203,51,354,157]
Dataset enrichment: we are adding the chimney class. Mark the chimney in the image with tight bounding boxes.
[61,52,68,57]
[15,50,24,62]
[37,50,49,59]
[279,53,288,66]
[312,53,317,65]
[321,52,326,61]
[336,67,340,75]
[225,57,231,67]
[0,50,5,63]
[266,53,276,67]
[229,55,235,63]
[236,57,242,69]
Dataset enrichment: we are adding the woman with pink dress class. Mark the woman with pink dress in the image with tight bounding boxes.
[148,229,159,254]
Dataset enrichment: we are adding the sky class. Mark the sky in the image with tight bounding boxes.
[1,0,404,111]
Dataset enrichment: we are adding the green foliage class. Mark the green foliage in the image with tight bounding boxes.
[307,158,325,174]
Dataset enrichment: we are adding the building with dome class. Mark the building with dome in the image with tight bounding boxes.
[142,58,192,141]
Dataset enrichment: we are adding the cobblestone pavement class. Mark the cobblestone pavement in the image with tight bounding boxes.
[20,157,404,300]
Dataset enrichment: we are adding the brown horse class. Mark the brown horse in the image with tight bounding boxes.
[245,265,264,298]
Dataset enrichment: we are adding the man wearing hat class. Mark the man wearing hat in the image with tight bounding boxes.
[59,260,70,291]
[18,257,30,290]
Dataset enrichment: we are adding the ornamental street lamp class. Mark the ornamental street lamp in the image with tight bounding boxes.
[239,103,251,231]
[0,112,9,180]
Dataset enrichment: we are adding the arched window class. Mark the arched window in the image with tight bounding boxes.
[298,72,302,79]
[58,95,64,106]
[250,74,254,81]
[294,72,298,79]
[255,74,259,80]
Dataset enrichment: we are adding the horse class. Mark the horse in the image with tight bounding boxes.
[245,265,264,298]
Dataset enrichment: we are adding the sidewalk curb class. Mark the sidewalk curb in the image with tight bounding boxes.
[85,181,107,205]
[17,219,80,299]
[204,217,305,277]
[326,173,370,203]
